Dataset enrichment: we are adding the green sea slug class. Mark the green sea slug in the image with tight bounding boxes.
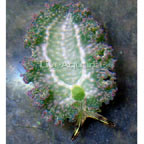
[22,2,117,140]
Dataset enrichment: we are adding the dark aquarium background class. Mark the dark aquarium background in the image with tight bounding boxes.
[6,0,137,144]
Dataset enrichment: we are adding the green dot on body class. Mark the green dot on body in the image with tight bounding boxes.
[72,85,85,101]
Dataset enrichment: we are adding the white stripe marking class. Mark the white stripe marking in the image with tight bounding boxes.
[42,17,72,89]
[73,24,90,85]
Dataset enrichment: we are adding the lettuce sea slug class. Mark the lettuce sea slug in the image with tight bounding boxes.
[22,2,117,140]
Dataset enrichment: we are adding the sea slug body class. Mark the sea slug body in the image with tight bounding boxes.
[22,2,117,140]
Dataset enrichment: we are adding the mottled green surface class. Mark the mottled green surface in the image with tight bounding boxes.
[22,3,117,127]
[7,0,137,144]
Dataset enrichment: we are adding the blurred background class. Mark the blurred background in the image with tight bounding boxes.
[6,0,137,144]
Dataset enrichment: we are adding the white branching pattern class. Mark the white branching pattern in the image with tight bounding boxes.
[41,14,97,104]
